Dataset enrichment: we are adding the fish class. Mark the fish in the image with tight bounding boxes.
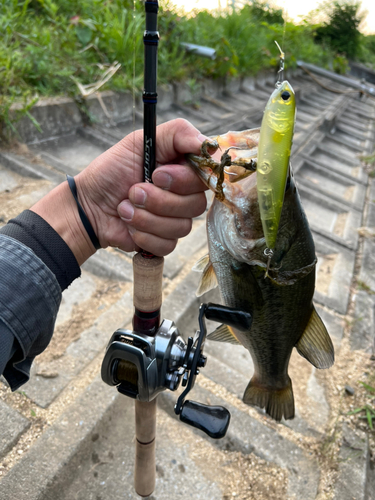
[187,119,334,422]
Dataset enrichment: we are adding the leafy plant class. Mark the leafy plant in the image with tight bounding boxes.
[332,54,349,74]
[1,0,372,138]
[314,1,364,59]
[245,0,284,25]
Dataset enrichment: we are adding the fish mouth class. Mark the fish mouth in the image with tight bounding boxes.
[186,129,261,202]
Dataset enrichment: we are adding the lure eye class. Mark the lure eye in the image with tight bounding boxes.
[281,91,291,101]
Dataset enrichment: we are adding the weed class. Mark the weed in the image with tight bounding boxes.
[348,382,375,431]
[360,149,375,167]
[0,0,354,136]
[348,405,375,430]
[357,280,375,294]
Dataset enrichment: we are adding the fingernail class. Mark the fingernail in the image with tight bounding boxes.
[133,186,147,207]
[118,201,134,221]
[197,133,209,143]
[153,171,172,190]
[127,226,136,235]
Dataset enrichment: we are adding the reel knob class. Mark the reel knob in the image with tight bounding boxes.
[179,400,230,439]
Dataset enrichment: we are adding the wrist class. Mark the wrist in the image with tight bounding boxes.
[31,181,96,266]
[66,175,101,251]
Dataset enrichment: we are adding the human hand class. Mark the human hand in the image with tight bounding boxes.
[32,119,208,264]
[75,118,208,257]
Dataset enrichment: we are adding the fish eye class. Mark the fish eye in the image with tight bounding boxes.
[281,91,290,101]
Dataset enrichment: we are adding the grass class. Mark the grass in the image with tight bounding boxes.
[361,152,375,166]
[348,382,375,431]
[357,280,375,294]
[0,0,369,138]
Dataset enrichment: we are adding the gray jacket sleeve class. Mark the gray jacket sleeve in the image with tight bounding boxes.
[0,235,62,390]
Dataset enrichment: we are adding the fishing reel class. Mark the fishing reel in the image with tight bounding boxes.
[101,303,250,439]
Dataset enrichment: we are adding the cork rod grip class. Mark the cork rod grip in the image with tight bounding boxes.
[134,399,157,497]
[133,253,164,497]
[133,253,164,312]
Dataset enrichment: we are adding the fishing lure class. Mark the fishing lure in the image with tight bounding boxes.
[257,42,296,273]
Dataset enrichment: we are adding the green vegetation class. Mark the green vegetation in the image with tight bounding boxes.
[357,280,375,294]
[348,382,375,431]
[315,1,363,59]
[1,0,375,138]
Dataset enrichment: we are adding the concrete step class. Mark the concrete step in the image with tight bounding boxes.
[1,72,374,500]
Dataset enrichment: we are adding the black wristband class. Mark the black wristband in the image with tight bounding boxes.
[66,175,101,250]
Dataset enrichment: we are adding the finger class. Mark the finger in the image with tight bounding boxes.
[127,185,207,218]
[96,216,141,253]
[156,118,209,164]
[152,163,208,195]
[118,200,193,239]
[108,118,207,169]
[127,227,177,257]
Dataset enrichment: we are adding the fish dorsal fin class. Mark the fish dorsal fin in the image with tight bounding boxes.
[192,254,210,272]
[296,307,334,369]
[195,258,218,297]
[207,324,240,345]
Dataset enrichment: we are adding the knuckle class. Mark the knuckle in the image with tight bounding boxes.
[194,194,207,215]
[132,208,149,231]
[172,117,189,130]
[161,239,177,256]
[178,218,192,237]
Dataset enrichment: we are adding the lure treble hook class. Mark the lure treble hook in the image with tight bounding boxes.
[275,40,284,88]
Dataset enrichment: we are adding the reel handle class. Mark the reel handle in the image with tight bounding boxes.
[180,400,230,439]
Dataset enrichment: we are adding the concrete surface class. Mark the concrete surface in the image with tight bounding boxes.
[0,68,374,499]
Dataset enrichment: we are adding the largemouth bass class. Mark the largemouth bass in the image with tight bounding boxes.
[188,127,334,422]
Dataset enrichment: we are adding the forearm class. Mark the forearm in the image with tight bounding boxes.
[0,235,62,390]
[0,182,87,388]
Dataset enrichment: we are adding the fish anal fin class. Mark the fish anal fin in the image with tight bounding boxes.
[207,324,240,345]
[296,307,334,369]
[195,260,218,297]
[243,375,294,421]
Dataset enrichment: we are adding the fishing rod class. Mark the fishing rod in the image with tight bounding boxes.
[101,1,234,496]
[131,1,161,495]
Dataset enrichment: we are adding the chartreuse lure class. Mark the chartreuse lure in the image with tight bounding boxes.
[257,44,296,269]
[256,81,296,249]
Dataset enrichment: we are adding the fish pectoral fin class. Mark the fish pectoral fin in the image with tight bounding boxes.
[192,254,210,272]
[296,307,334,369]
[195,259,218,297]
[207,324,241,345]
[243,375,294,421]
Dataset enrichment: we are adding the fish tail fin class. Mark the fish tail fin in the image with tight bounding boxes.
[243,376,294,421]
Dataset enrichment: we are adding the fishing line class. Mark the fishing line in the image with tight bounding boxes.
[282,14,286,60]
[132,0,137,187]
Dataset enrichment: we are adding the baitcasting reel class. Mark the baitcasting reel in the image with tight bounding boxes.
[101,303,251,439]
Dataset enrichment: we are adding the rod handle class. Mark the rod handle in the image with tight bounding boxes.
[133,253,164,312]
[134,399,157,497]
